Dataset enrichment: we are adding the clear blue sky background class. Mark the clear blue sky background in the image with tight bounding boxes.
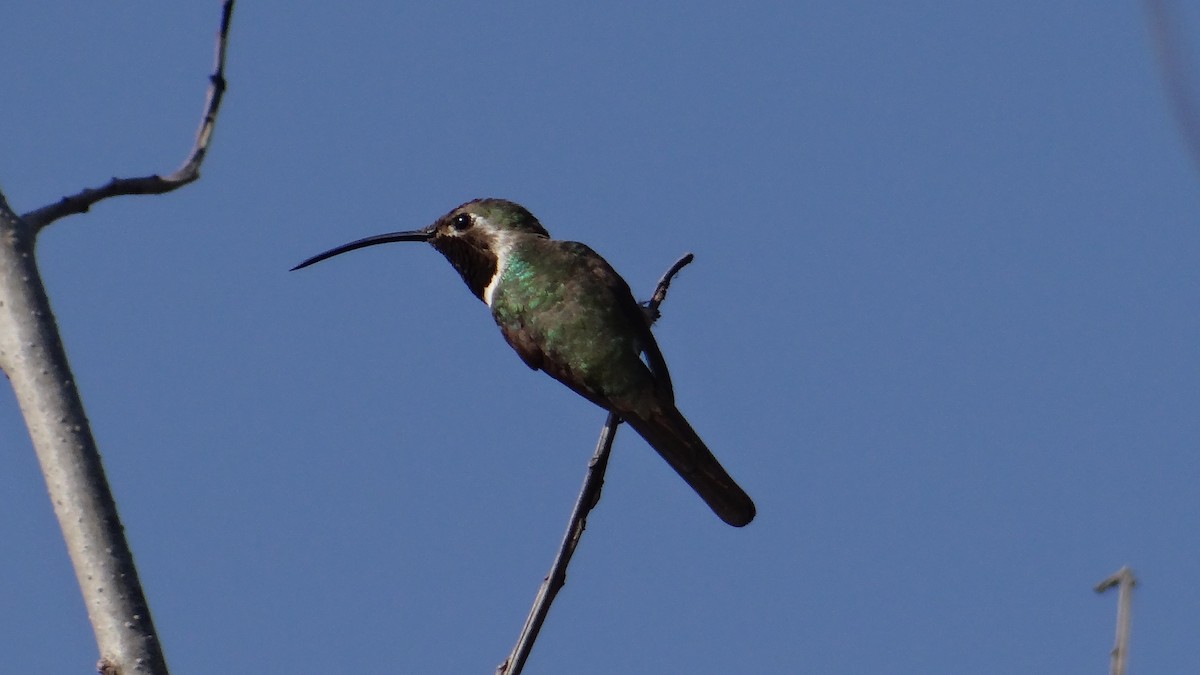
[2,2,1197,673]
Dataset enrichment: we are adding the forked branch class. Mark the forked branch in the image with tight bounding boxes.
[0,3,236,673]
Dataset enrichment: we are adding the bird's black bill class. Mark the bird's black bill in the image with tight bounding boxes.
[290,229,433,271]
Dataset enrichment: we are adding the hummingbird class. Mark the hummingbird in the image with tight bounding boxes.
[292,198,755,527]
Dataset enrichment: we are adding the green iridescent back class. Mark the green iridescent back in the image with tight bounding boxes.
[489,238,657,413]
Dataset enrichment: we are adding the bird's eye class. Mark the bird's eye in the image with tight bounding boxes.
[451,213,473,231]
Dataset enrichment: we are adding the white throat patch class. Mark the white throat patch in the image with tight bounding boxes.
[482,231,517,307]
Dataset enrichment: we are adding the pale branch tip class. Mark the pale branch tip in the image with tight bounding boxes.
[1094,566,1137,594]
[21,0,236,231]
[1095,566,1136,675]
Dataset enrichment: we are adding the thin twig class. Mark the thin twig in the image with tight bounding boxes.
[648,253,695,313]
[21,0,235,231]
[497,253,695,675]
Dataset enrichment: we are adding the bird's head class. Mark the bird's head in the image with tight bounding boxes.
[291,198,548,302]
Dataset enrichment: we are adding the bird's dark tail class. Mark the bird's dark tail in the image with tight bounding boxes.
[624,408,756,527]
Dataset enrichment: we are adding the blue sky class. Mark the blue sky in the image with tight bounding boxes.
[2,2,1198,673]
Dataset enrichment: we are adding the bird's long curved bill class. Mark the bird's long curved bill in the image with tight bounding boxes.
[290,229,432,271]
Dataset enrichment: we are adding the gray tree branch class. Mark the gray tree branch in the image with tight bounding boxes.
[0,3,235,672]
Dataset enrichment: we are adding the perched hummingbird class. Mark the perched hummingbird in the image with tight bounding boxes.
[292,199,755,527]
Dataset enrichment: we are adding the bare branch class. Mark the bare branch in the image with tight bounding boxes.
[497,253,696,675]
[21,0,235,231]
[496,413,620,675]
[0,192,171,673]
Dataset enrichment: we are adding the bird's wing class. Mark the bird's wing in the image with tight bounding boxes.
[578,246,675,403]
